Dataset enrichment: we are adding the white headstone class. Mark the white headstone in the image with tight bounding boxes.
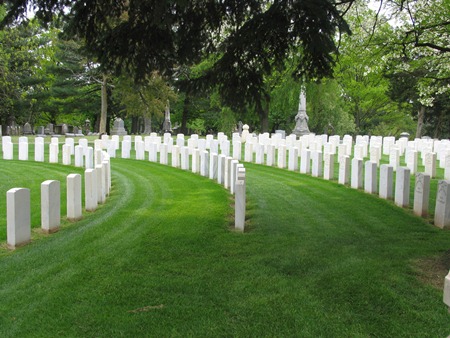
[19,141,28,161]
[351,158,363,189]
[200,150,209,177]
[277,145,287,169]
[235,167,246,232]
[35,139,45,162]
[266,144,275,166]
[67,174,82,221]
[180,146,190,170]
[395,167,410,208]
[288,147,299,171]
[413,172,430,217]
[41,180,60,233]
[85,169,98,212]
[323,153,334,180]
[364,161,378,194]
[300,149,311,174]
[338,155,350,185]
[424,152,437,178]
[171,145,180,168]
[435,180,450,229]
[209,152,218,180]
[379,164,394,200]
[7,188,31,249]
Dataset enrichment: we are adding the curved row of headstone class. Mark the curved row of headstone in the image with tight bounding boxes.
[235,132,450,229]
[2,136,112,249]
[1,133,246,233]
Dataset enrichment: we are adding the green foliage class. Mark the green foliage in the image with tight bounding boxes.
[306,80,355,135]
[114,72,177,121]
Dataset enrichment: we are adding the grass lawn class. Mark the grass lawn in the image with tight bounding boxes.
[0,156,449,336]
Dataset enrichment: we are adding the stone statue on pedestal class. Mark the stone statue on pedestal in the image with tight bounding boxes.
[162,100,172,133]
[292,88,310,137]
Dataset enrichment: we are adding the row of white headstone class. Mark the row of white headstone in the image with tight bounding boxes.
[5,150,111,250]
[2,134,247,232]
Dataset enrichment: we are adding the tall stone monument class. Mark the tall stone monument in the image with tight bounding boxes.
[111,118,127,136]
[162,101,172,133]
[293,88,310,137]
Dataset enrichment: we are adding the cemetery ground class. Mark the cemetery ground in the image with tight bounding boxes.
[0,142,450,336]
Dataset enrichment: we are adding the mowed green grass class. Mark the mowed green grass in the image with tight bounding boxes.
[0,157,449,337]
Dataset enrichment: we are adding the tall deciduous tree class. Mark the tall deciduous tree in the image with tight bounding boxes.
[3,0,351,132]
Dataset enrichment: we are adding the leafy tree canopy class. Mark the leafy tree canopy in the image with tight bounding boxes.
[2,0,351,113]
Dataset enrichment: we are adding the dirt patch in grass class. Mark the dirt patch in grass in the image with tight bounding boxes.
[414,250,450,290]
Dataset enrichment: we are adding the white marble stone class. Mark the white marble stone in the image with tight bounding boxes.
[311,151,323,178]
[413,172,430,217]
[148,142,158,162]
[79,138,89,155]
[217,154,226,185]
[3,142,13,160]
[389,147,400,172]
[264,144,274,167]
[338,155,350,185]
[445,154,450,180]
[135,140,145,160]
[435,180,450,229]
[221,140,230,157]
[224,156,233,189]
[41,180,60,233]
[277,145,287,169]
[444,271,450,311]
[160,144,168,165]
[171,145,180,168]
[35,140,45,162]
[49,143,59,163]
[351,158,363,189]
[180,146,190,170]
[255,143,264,164]
[424,152,437,178]
[7,188,31,249]
[102,160,111,196]
[19,141,28,161]
[288,147,299,171]
[244,142,253,162]
[209,152,218,180]
[405,149,418,175]
[95,149,104,166]
[85,147,94,169]
[64,137,75,155]
[300,149,311,174]
[62,144,71,165]
[74,145,84,167]
[235,168,246,232]
[85,169,98,212]
[364,161,378,194]
[95,164,106,204]
[395,167,410,208]
[67,174,82,221]
[230,160,239,194]
[379,164,394,199]
[233,141,242,160]
[192,148,200,174]
[121,140,131,159]
[200,150,209,177]
[323,153,334,180]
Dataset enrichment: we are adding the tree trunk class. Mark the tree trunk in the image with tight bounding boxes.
[181,96,190,134]
[259,94,270,133]
[99,74,108,135]
[143,116,152,134]
[415,105,425,138]
[131,116,139,134]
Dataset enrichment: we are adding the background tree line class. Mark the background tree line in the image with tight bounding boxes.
[1,0,449,138]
